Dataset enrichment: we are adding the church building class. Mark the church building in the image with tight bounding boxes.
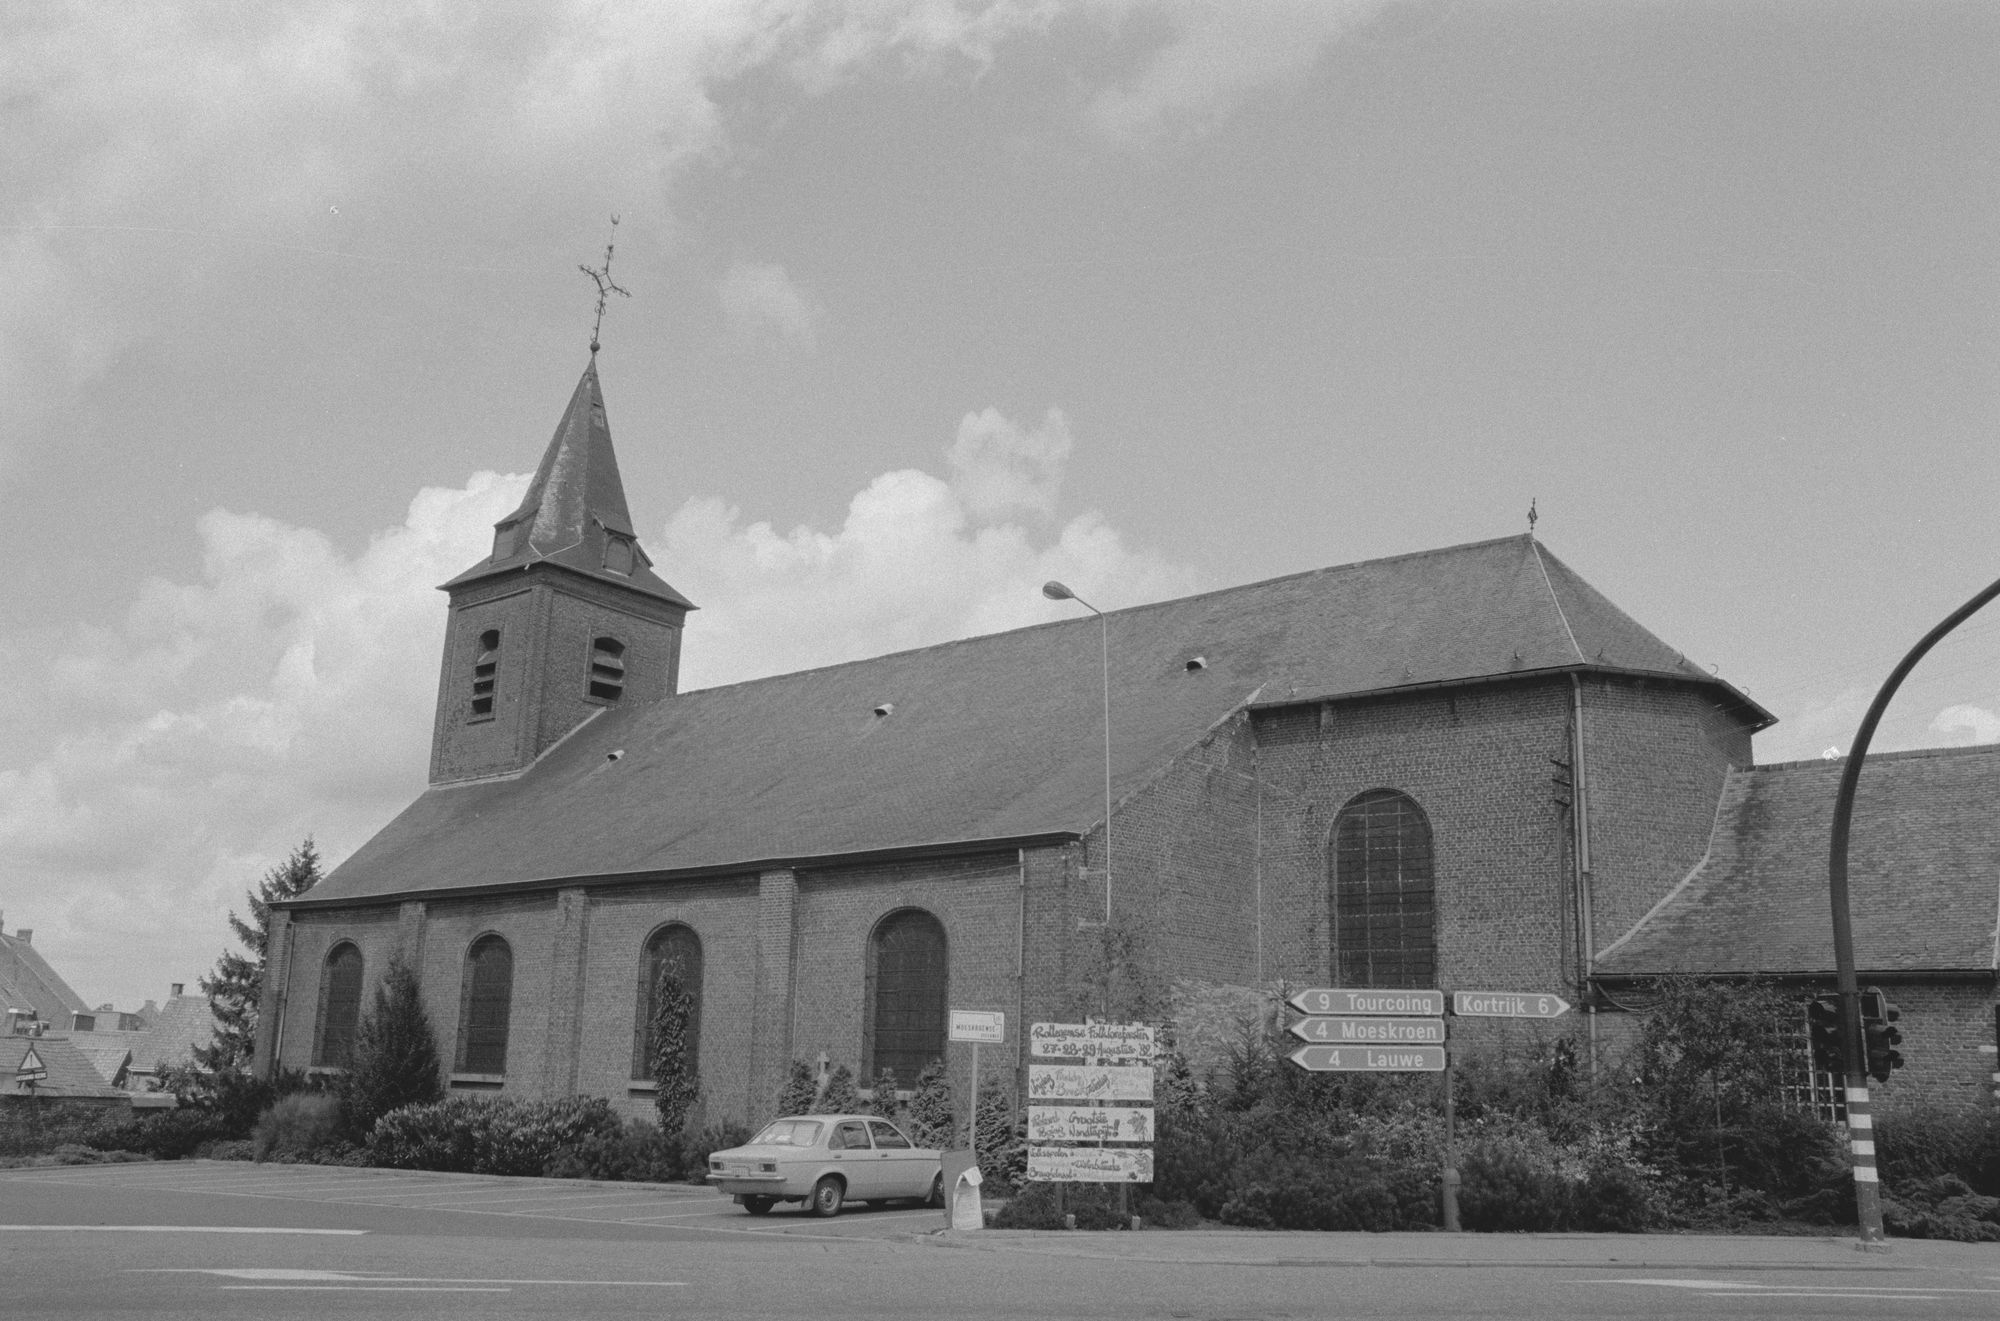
[258,362,1999,1125]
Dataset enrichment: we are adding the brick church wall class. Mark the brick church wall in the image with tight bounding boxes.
[416,891,559,1095]
[272,906,400,1073]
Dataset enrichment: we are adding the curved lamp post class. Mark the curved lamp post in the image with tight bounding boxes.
[1828,570,2000,1245]
[1043,581,1113,925]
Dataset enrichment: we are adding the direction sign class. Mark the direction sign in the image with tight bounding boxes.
[1288,987,1445,1018]
[949,1009,1006,1043]
[1451,991,1571,1020]
[1289,1015,1445,1045]
[1289,1044,1446,1072]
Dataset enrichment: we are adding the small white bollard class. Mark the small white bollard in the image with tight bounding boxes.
[950,1166,984,1231]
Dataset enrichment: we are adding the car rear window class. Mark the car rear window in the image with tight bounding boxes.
[750,1120,823,1147]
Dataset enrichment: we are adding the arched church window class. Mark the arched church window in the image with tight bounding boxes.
[470,629,500,718]
[632,924,703,1081]
[864,909,947,1086]
[588,637,626,702]
[1331,789,1436,989]
[313,942,364,1068]
[456,935,513,1075]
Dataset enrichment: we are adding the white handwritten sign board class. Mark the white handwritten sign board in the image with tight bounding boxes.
[1030,1020,1156,1062]
[1028,1105,1155,1144]
[1027,1063,1154,1102]
[1028,1146,1154,1182]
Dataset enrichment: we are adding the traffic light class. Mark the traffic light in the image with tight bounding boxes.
[1805,996,1843,1075]
[1861,986,1904,1083]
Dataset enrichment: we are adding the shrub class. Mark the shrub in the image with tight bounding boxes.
[817,1065,858,1115]
[974,1084,1025,1191]
[543,1117,684,1183]
[368,1095,626,1176]
[906,1059,955,1150]
[252,1093,345,1163]
[337,954,442,1139]
[777,1060,818,1116]
[866,1070,902,1121]
[85,1107,234,1160]
[1132,1194,1203,1228]
[1215,1148,1437,1232]
[648,962,699,1141]
[1457,1133,1572,1231]
[991,1180,1130,1230]
[680,1118,754,1184]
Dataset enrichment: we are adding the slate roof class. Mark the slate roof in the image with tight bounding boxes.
[3,1036,130,1100]
[442,362,694,608]
[1598,744,2000,977]
[0,928,89,1025]
[66,1035,134,1088]
[303,534,1763,908]
[128,993,217,1074]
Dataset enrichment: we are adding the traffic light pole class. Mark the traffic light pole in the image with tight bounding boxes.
[1827,570,2000,1247]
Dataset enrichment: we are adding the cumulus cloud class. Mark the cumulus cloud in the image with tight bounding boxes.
[719,260,823,351]
[0,405,1190,1006]
[1930,704,2000,746]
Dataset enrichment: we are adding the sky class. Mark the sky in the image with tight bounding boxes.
[2,0,1995,1011]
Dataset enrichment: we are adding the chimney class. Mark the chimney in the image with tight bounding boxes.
[15,929,29,944]
[170,984,184,998]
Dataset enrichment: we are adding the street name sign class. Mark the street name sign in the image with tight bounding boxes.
[1027,1145,1154,1183]
[948,1009,1007,1043]
[1030,1021,1155,1061]
[1288,988,1445,1018]
[1451,991,1571,1020]
[1289,1015,1446,1045]
[1289,1044,1446,1073]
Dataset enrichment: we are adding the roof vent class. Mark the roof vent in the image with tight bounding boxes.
[873,703,894,718]
[1184,657,1208,672]
[606,748,625,762]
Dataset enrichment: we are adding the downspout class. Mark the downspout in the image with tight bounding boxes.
[268,920,297,1080]
[1016,848,1029,1105]
[1570,673,1597,1076]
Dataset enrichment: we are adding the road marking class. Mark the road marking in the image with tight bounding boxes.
[221,1285,512,1292]
[0,1225,366,1234]
[1584,1278,1993,1299]
[135,1269,686,1286]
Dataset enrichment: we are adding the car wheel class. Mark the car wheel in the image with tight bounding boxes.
[742,1196,777,1216]
[810,1176,845,1218]
[923,1172,944,1209]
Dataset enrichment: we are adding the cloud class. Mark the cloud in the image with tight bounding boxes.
[0,404,1191,1007]
[1930,704,2000,746]
[718,260,823,351]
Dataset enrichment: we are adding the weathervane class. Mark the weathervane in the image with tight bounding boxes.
[579,215,630,356]
[1527,497,1538,536]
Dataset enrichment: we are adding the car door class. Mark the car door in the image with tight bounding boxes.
[826,1120,879,1198]
[866,1119,930,1198]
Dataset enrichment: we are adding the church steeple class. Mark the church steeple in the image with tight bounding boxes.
[443,361,692,607]
[428,362,693,786]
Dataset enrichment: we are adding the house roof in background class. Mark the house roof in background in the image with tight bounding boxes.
[305,535,1763,907]
[3,1036,129,1100]
[129,993,216,1074]
[0,927,90,1023]
[1598,744,2000,977]
[66,1035,135,1088]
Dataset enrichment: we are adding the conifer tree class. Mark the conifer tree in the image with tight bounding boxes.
[195,838,323,1074]
[337,953,442,1138]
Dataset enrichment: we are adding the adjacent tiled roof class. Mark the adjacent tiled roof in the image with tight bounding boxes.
[442,362,694,608]
[1598,744,2000,977]
[0,929,89,1024]
[128,993,217,1074]
[66,1035,135,1088]
[305,535,1762,907]
[3,1036,130,1100]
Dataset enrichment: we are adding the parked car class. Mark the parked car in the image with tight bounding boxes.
[707,1114,944,1216]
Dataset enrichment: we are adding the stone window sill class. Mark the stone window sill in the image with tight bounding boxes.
[449,1072,505,1087]
[628,1080,658,1093]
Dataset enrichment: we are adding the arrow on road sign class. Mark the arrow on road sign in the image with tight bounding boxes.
[1289,1044,1446,1072]
[1288,1016,1445,1045]
[1451,991,1570,1019]
[1287,988,1446,1018]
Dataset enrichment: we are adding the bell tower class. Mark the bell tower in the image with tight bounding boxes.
[429,361,694,785]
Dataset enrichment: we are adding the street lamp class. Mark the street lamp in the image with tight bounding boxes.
[1043,580,1112,925]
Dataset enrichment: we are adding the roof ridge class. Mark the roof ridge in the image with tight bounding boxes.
[1751,742,2000,774]
[1527,537,1587,665]
[676,534,1541,702]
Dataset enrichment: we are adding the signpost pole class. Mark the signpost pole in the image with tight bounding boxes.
[1441,1027,1460,1232]
[969,1041,980,1163]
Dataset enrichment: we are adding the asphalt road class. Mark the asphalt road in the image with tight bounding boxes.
[4,1161,1997,1319]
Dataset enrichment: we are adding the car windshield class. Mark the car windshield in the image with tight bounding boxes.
[750,1120,823,1147]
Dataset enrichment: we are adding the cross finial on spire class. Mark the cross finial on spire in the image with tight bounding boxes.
[579,215,630,356]
[1527,497,1538,536]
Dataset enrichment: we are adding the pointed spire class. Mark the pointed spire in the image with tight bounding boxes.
[443,361,693,608]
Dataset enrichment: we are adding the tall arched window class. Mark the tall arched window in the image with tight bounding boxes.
[632,924,703,1081]
[470,629,500,718]
[1331,789,1436,988]
[314,943,364,1068]
[865,909,948,1086]
[456,935,513,1075]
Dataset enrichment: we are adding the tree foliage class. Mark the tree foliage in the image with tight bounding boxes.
[337,953,443,1138]
[648,959,699,1140]
[777,1059,818,1117]
[195,839,323,1075]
